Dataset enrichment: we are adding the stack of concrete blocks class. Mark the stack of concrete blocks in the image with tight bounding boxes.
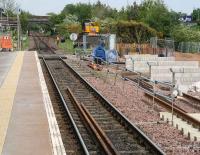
[149,61,199,82]
[170,68,200,94]
[125,54,157,71]
[133,57,175,73]
[125,54,175,73]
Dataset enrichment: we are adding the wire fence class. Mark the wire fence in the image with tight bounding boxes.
[178,42,200,53]
[150,37,175,56]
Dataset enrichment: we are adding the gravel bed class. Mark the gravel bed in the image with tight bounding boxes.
[97,63,200,114]
[85,76,200,155]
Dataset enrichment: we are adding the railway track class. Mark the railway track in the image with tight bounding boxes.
[42,57,164,154]
[181,93,200,111]
[143,87,200,130]
[122,74,200,130]
[32,35,55,54]
[182,93,200,103]
[41,60,86,154]
[60,56,200,132]
[34,36,165,154]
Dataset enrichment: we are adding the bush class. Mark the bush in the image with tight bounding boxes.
[172,25,200,43]
[112,20,158,43]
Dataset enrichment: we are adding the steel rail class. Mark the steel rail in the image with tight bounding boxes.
[42,57,90,155]
[60,57,165,155]
[145,93,200,129]
[66,88,119,155]
[182,93,200,104]
[35,37,164,154]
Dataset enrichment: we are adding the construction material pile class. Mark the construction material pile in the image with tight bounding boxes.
[125,54,200,95]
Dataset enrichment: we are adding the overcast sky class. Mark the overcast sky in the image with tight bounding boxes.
[16,0,200,15]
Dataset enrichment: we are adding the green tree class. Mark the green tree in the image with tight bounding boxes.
[0,0,18,16]
[127,2,140,21]
[63,14,79,25]
[61,4,77,15]
[49,13,65,25]
[91,1,118,20]
[117,7,128,20]
[98,17,115,33]
[172,25,200,43]
[61,3,92,23]
[20,11,31,33]
[192,8,200,21]
[48,1,182,39]
[114,20,158,43]
[139,0,179,37]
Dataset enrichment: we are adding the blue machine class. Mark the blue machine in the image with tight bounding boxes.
[92,44,106,63]
[106,50,118,63]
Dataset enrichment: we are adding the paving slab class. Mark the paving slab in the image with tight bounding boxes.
[2,51,53,155]
[0,52,17,87]
[0,51,24,153]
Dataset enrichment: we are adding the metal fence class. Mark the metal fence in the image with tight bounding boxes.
[178,42,200,53]
[150,37,175,56]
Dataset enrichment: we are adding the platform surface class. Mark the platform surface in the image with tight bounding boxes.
[0,52,17,87]
[1,51,53,155]
[0,51,24,153]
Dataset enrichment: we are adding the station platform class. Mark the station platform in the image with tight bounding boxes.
[0,51,64,155]
[0,52,17,87]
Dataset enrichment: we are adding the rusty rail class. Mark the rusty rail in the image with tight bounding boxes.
[61,58,165,155]
[182,93,200,104]
[66,88,119,155]
[145,93,200,129]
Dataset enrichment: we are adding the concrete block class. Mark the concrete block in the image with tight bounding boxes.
[149,61,199,67]
[150,63,200,82]
[125,55,175,72]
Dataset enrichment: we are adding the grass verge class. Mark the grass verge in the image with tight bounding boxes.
[59,39,75,54]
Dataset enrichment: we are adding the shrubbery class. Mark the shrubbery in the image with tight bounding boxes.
[113,20,158,43]
[172,25,200,43]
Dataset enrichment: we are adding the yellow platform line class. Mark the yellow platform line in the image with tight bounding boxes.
[0,51,24,154]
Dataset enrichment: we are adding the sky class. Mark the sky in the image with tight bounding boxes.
[16,0,200,16]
